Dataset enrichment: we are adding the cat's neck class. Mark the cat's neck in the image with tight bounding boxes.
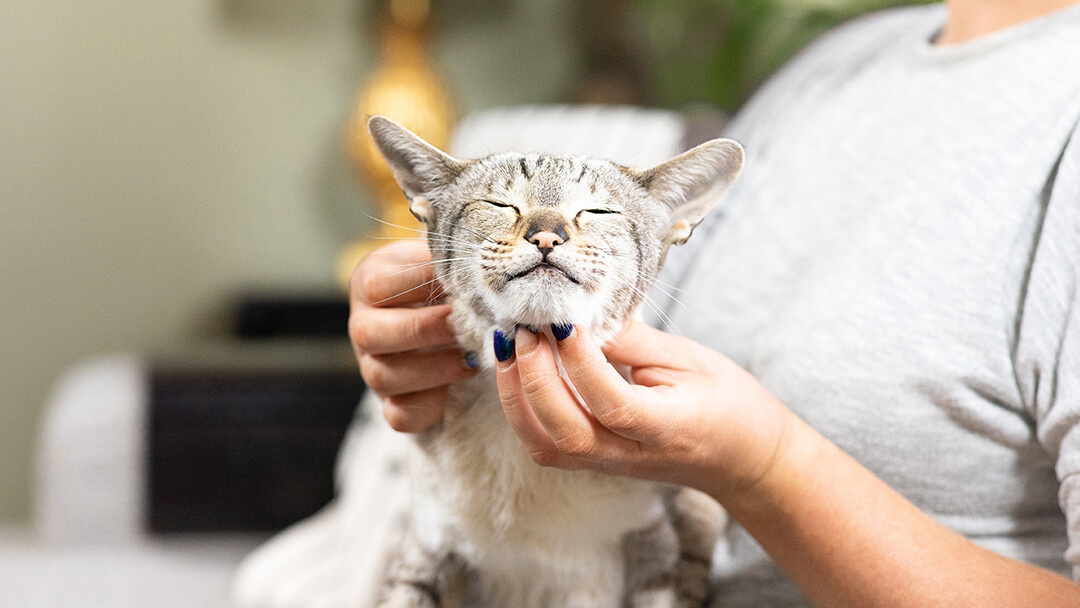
[449,296,634,370]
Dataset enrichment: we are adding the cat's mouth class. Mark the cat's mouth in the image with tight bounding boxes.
[507,261,581,285]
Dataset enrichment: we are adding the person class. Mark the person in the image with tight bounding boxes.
[349,1,1080,605]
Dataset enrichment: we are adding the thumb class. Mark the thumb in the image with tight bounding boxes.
[601,320,687,370]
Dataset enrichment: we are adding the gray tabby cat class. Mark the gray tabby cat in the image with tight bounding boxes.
[366,115,743,608]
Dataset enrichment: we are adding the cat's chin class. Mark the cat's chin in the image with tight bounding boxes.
[488,280,594,330]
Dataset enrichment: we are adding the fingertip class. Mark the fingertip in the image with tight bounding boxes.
[463,350,480,370]
[551,323,573,341]
[551,323,598,359]
[382,402,412,433]
[407,303,456,347]
[432,304,457,340]
[382,392,446,433]
[515,324,539,354]
[494,329,516,364]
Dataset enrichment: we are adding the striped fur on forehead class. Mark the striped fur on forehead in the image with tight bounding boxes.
[449,153,657,214]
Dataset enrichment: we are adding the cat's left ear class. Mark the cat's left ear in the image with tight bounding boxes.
[635,138,744,247]
[367,115,468,223]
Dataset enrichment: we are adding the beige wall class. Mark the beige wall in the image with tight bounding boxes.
[0,0,578,524]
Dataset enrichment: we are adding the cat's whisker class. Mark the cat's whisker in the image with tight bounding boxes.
[382,258,475,279]
[644,295,684,337]
[365,214,489,245]
[364,214,429,235]
[610,275,685,337]
[641,276,692,315]
[650,276,689,295]
[631,286,684,336]
[365,234,477,249]
[369,275,450,306]
[359,236,481,257]
[476,133,493,156]
[429,229,487,245]
[422,218,491,243]
[361,214,503,258]
[385,255,475,269]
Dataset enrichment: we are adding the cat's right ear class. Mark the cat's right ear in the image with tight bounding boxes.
[366,115,467,223]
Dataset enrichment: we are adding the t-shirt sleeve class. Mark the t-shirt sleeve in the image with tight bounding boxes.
[1015,126,1080,580]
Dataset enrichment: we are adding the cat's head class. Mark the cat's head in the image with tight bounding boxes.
[367,115,743,339]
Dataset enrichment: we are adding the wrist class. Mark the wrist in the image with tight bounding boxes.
[716,410,828,518]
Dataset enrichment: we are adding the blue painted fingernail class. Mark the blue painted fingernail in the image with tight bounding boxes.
[551,323,574,341]
[493,330,515,362]
[464,351,479,369]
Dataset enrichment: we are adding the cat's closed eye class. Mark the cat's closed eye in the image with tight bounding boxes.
[481,199,521,216]
[577,208,620,218]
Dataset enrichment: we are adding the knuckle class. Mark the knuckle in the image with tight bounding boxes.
[518,367,551,399]
[404,311,426,347]
[360,355,390,393]
[528,447,560,468]
[597,393,640,431]
[496,380,519,407]
[552,430,595,458]
[382,401,413,433]
[358,264,387,305]
[348,313,372,350]
[348,260,367,300]
[383,395,442,434]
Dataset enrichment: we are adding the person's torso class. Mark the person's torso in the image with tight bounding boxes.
[650,5,1080,605]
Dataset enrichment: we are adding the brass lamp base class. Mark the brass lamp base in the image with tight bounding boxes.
[337,0,454,290]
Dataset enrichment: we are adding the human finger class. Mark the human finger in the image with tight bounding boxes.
[600,320,690,371]
[350,241,445,308]
[381,387,450,433]
[511,328,639,462]
[349,304,456,355]
[493,342,584,470]
[359,347,476,397]
[551,324,666,441]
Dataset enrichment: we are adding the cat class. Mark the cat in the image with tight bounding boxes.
[366,115,744,608]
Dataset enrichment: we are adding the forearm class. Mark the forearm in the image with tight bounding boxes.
[718,415,1080,608]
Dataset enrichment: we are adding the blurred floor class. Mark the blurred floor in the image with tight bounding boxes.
[0,527,265,608]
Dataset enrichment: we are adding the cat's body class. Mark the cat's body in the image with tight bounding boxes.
[407,373,671,608]
[367,116,743,608]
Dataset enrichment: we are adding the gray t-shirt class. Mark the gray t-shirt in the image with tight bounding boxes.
[653,4,1080,605]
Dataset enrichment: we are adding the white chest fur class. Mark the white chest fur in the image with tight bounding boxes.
[407,374,667,608]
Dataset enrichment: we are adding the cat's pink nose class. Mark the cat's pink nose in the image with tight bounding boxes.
[529,231,564,254]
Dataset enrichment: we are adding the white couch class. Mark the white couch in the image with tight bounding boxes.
[2,355,265,608]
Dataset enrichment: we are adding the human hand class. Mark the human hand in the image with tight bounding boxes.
[493,321,794,500]
[497,324,1080,608]
[349,240,477,432]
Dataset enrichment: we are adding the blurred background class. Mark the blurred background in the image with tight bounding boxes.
[1,0,930,535]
